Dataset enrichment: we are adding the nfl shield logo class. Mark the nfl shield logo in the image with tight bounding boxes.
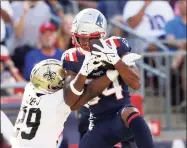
[96,15,104,28]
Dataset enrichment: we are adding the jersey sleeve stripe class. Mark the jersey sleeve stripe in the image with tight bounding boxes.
[106,39,120,48]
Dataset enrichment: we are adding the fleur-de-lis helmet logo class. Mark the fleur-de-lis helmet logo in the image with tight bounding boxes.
[43,67,56,82]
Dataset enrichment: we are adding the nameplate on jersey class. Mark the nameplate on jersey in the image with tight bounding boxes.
[26,96,41,106]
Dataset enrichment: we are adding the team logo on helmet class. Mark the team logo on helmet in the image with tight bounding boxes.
[96,14,104,28]
[43,67,56,82]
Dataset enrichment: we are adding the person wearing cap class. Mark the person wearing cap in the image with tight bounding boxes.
[23,22,63,81]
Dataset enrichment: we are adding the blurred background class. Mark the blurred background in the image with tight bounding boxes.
[1,0,186,148]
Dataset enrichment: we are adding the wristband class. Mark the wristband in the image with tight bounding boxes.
[106,70,119,81]
[70,80,84,96]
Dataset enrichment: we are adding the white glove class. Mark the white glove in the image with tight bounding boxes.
[92,38,120,65]
[122,53,142,66]
[79,54,103,76]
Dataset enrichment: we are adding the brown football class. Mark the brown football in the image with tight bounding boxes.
[90,39,115,70]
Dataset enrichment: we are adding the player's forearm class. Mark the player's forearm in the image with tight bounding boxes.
[64,73,87,107]
[114,60,141,90]
[70,75,111,111]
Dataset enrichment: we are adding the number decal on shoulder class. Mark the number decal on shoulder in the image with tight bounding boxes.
[87,78,123,106]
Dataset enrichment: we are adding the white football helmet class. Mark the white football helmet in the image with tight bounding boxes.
[71,8,107,48]
[30,59,66,94]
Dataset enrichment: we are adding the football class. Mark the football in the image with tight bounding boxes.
[90,39,115,70]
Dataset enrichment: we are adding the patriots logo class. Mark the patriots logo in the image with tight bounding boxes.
[96,15,104,28]
[43,67,56,82]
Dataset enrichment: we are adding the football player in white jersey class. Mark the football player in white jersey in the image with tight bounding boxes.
[11,59,70,148]
[11,56,106,148]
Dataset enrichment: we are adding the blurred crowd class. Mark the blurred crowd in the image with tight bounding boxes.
[0,0,186,146]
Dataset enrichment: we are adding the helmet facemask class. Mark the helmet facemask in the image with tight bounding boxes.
[72,32,105,51]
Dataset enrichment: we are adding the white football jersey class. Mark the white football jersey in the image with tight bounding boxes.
[11,83,71,148]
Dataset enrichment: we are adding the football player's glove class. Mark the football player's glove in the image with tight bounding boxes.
[92,38,120,65]
[122,53,141,66]
[79,54,103,76]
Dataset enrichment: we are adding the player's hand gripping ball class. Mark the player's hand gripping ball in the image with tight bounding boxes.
[90,39,115,70]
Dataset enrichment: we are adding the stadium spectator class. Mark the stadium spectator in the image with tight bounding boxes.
[10,1,52,74]
[55,14,74,51]
[23,22,63,81]
[10,1,51,52]
[164,0,186,107]
[123,0,175,93]
[123,0,174,52]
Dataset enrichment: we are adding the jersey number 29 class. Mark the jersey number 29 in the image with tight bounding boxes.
[15,108,41,140]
